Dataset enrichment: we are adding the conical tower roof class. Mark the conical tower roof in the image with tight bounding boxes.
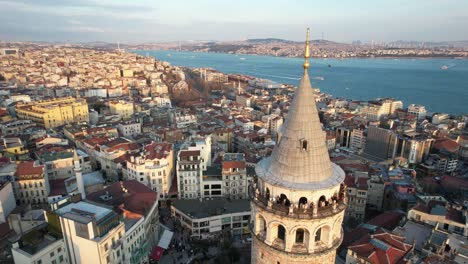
[255,28,344,190]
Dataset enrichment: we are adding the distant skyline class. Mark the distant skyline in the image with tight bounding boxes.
[1,0,468,43]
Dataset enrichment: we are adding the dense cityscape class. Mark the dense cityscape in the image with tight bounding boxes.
[128,39,468,59]
[0,34,467,264]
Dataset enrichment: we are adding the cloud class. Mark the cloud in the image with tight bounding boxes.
[67,20,83,25]
[67,26,106,33]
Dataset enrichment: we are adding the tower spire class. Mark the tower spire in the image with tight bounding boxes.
[303,28,311,72]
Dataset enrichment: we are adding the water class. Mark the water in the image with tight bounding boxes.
[133,50,468,115]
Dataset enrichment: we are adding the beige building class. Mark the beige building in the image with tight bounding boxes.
[250,30,346,264]
[14,161,50,205]
[109,100,134,120]
[56,201,125,264]
[408,203,467,236]
[222,153,249,199]
[125,142,174,199]
[16,97,89,129]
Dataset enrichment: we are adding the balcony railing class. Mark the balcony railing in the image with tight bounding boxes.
[248,185,347,219]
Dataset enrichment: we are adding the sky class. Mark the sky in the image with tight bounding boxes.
[1,0,467,43]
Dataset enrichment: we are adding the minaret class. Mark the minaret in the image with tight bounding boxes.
[250,28,347,264]
[73,149,86,200]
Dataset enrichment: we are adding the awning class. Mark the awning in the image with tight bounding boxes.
[150,229,174,261]
[158,229,174,249]
[150,246,164,261]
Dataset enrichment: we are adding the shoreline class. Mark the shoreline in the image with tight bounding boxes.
[131,49,468,60]
[130,50,468,116]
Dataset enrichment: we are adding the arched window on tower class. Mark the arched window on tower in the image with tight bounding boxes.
[302,140,308,150]
[299,197,308,206]
[296,229,305,243]
[278,225,286,241]
[315,228,321,242]
[318,195,327,207]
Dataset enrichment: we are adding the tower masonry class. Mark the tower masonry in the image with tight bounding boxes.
[249,28,347,264]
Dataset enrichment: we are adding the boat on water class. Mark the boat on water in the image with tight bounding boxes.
[314,76,325,81]
[441,65,448,70]
[240,58,246,60]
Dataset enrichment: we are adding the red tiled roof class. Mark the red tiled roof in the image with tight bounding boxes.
[87,180,157,216]
[15,161,43,177]
[411,203,430,214]
[349,229,412,264]
[222,161,246,170]
[433,137,459,153]
[441,175,468,190]
[179,150,200,158]
[49,179,67,197]
[367,211,405,230]
[445,207,464,224]
[143,142,172,160]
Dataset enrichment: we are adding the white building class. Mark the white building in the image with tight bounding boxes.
[177,150,203,199]
[56,201,126,264]
[171,198,250,239]
[172,112,197,129]
[176,136,214,198]
[235,116,254,131]
[84,87,108,98]
[86,180,160,264]
[408,104,427,120]
[222,153,249,199]
[14,161,50,205]
[12,235,68,264]
[125,142,174,199]
[0,181,16,222]
[180,136,212,170]
[350,128,366,152]
[117,121,142,138]
[236,94,252,107]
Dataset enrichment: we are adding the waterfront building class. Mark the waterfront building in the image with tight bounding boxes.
[408,104,427,120]
[250,29,346,263]
[171,198,250,239]
[360,98,403,121]
[16,97,89,129]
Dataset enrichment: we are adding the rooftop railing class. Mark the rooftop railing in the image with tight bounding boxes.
[248,185,347,219]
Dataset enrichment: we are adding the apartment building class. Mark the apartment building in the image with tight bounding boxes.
[14,161,50,205]
[222,153,248,199]
[16,97,89,129]
[56,201,125,264]
[125,142,174,199]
